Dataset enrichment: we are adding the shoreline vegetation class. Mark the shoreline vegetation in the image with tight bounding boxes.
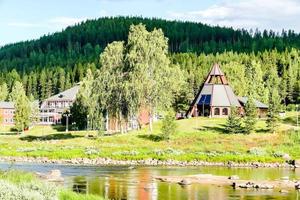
[0,170,102,200]
[0,113,299,166]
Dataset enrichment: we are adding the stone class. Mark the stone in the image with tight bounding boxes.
[282,154,291,161]
[279,189,289,193]
[38,169,64,182]
[295,160,300,168]
[178,179,191,186]
[128,166,135,170]
[228,175,239,180]
[281,176,289,181]
[257,184,274,189]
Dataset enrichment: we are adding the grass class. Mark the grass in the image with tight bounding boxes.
[0,170,103,200]
[0,112,299,163]
[59,190,102,200]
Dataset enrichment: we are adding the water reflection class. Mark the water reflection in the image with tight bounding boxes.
[0,163,298,199]
[65,166,300,200]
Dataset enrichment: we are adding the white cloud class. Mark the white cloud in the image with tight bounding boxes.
[48,17,87,27]
[168,0,300,32]
[99,9,108,17]
[7,22,46,28]
[7,17,88,30]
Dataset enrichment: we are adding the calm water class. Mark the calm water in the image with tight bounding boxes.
[0,162,300,200]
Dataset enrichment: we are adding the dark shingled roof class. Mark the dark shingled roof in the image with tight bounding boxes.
[237,97,268,109]
[45,85,80,101]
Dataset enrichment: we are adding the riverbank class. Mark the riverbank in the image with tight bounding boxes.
[0,156,298,168]
[0,115,299,164]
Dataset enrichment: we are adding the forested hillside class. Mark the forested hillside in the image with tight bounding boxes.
[0,17,299,108]
[1,16,300,72]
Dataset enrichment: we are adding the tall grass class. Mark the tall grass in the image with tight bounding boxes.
[0,170,104,200]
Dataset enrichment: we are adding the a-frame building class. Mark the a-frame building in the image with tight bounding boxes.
[186,63,241,118]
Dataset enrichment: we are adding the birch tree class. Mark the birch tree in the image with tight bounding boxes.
[11,81,31,133]
[126,24,180,132]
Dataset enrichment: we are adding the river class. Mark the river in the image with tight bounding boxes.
[0,162,299,200]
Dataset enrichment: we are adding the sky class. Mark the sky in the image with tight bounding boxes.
[1,0,300,46]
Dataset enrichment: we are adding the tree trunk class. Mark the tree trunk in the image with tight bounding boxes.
[149,112,153,133]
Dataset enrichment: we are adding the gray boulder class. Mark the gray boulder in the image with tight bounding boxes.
[178,179,191,186]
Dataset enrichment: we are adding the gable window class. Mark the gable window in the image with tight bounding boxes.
[214,108,220,115]
[222,108,228,115]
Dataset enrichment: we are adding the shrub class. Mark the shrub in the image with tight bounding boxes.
[289,131,300,144]
[84,147,100,156]
[286,104,296,111]
[0,180,57,200]
[161,110,177,140]
[225,106,243,134]
[248,147,266,156]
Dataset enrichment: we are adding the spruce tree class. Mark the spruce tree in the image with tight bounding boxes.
[161,110,177,140]
[225,106,243,134]
[244,94,257,134]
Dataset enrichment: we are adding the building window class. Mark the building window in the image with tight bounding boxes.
[222,108,228,115]
[214,108,220,115]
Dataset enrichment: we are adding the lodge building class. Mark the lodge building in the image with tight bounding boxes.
[0,102,14,125]
[186,63,268,118]
[40,85,80,125]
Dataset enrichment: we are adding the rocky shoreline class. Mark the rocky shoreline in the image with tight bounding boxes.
[0,156,299,168]
[154,174,300,191]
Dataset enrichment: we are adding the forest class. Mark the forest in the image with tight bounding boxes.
[0,17,299,112]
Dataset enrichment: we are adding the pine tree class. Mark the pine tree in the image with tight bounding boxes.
[39,70,47,100]
[244,94,257,134]
[225,106,243,134]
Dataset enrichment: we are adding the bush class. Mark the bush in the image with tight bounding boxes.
[225,106,243,134]
[286,104,296,111]
[0,180,57,200]
[289,131,300,144]
[161,110,177,140]
[248,147,266,156]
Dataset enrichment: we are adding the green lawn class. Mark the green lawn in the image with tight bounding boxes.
[0,113,299,163]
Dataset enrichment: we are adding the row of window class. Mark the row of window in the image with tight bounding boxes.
[4,118,14,123]
[3,110,14,114]
[46,101,71,108]
[40,117,61,123]
[214,108,228,116]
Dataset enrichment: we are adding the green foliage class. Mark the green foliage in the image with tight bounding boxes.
[266,89,281,132]
[0,83,8,101]
[126,24,182,131]
[0,170,103,200]
[244,94,257,134]
[59,190,102,200]
[161,110,177,140]
[1,16,300,73]
[225,107,243,134]
[11,81,31,132]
